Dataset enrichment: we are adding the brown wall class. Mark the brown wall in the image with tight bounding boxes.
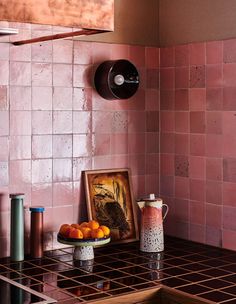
[159,0,236,46]
[79,0,159,47]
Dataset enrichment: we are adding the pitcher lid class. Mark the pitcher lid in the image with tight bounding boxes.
[138,193,162,202]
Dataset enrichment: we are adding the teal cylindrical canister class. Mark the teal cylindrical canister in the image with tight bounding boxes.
[10,193,25,261]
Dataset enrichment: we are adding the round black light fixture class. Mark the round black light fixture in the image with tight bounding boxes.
[94,59,139,100]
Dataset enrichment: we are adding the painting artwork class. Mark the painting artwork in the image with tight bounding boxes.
[84,169,139,243]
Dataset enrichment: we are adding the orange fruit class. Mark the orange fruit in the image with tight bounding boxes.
[91,228,104,239]
[71,223,80,229]
[59,224,71,237]
[79,221,88,228]
[69,228,83,239]
[88,220,100,230]
[80,227,92,239]
[99,225,110,237]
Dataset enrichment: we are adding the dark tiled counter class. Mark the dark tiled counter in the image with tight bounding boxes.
[0,236,236,303]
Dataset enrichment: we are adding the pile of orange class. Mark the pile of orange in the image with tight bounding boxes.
[59,220,110,240]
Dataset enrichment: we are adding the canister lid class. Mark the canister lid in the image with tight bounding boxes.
[29,207,45,212]
[9,193,25,199]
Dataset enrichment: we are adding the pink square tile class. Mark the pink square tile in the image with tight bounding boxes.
[223,38,236,63]
[190,179,205,201]
[73,88,92,111]
[223,87,236,110]
[73,64,91,88]
[189,224,205,243]
[175,112,189,133]
[160,176,174,197]
[206,64,223,87]
[206,158,222,181]
[190,66,205,88]
[73,111,91,134]
[160,153,174,176]
[0,43,9,60]
[223,111,236,135]
[175,198,189,222]
[73,157,92,181]
[175,67,189,88]
[222,229,236,251]
[175,133,189,155]
[32,40,52,62]
[9,160,31,184]
[146,111,159,132]
[32,135,52,159]
[175,89,189,110]
[32,183,52,207]
[175,177,189,199]
[223,63,236,86]
[0,86,8,110]
[146,47,159,69]
[0,61,9,85]
[53,135,72,158]
[160,132,175,153]
[175,155,189,177]
[128,154,145,175]
[175,44,190,66]
[92,42,112,63]
[10,111,31,135]
[0,186,10,212]
[110,133,128,155]
[129,89,149,112]
[53,40,73,63]
[32,111,52,135]
[206,111,222,134]
[223,158,236,182]
[146,69,159,89]
[53,111,72,134]
[0,162,9,186]
[160,111,174,132]
[52,206,73,231]
[128,133,145,154]
[145,89,159,111]
[206,41,223,64]
[74,41,92,64]
[206,204,222,227]
[223,182,236,207]
[0,111,9,136]
[128,111,145,133]
[92,133,110,156]
[53,159,72,182]
[206,134,222,157]
[0,137,9,161]
[160,68,174,89]
[111,44,129,61]
[190,43,206,65]
[32,159,52,184]
[189,88,206,111]
[160,47,174,67]
[160,90,175,110]
[223,207,236,231]
[190,134,205,156]
[73,134,91,157]
[146,154,159,174]
[129,45,145,68]
[53,64,72,87]
[174,221,190,240]
[10,61,31,86]
[111,111,128,133]
[190,111,206,133]
[146,132,159,154]
[190,201,205,225]
[9,136,31,160]
[32,63,52,86]
[92,111,112,133]
[93,155,113,170]
[206,88,223,111]
[52,182,73,207]
[132,175,146,198]
[32,87,52,110]
[10,86,31,110]
[111,155,129,169]
[189,156,206,179]
[52,87,72,110]
[206,226,222,247]
[206,180,222,205]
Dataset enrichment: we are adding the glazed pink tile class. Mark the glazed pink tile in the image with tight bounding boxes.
[146,132,159,154]
[175,198,189,221]
[32,159,52,184]
[223,112,236,135]
[10,86,31,110]
[146,111,159,132]
[32,63,52,86]
[53,159,72,182]
[53,40,73,63]
[53,134,72,158]
[189,156,206,179]
[175,155,189,177]
[93,155,113,170]
[32,87,52,110]
[0,237,9,257]
[190,201,205,225]
[189,88,206,111]
[128,133,145,154]
[53,87,72,110]
[160,111,174,132]
[160,153,174,176]
[74,41,92,64]
[175,177,189,199]
[206,41,223,64]
[0,137,9,161]
[206,134,222,157]
[32,183,52,207]
[128,154,145,175]
[206,204,222,227]
[0,162,9,186]
[10,111,31,135]
[92,42,112,63]
[206,111,222,134]
[190,134,205,156]
[73,88,92,111]
[0,61,9,85]
[146,47,159,69]
[0,86,8,110]
[52,206,73,231]
[129,45,145,68]
[190,111,206,133]
[223,38,236,63]
[223,63,236,86]
[206,88,223,111]
[173,221,189,240]
[92,133,110,156]
[32,111,52,135]
[206,180,222,205]
[223,158,236,182]
[146,154,159,174]
[223,87,236,110]
[73,134,91,157]
[206,158,222,181]
[175,44,190,67]
[73,157,92,181]
[10,61,31,85]
[0,211,10,237]
[190,179,205,201]
[175,134,189,155]
[92,111,112,133]
[189,224,205,243]
[160,90,175,110]
[53,64,72,87]
[222,229,236,251]
[175,112,189,133]
[10,39,31,61]
[0,186,10,212]
[145,89,159,111]
[52,182,73,207]
[32,40,52,62]
[223,182,236,207]
[32,135,52,159]
[73,64,91,88]
[128,111,146,133]
[160,133,175,153]
[146,69,159,89]
[206,64,223,87]
[190,66,205,88]
[132,175,146,198]
[111,44,129,60]
[175,67,189,89]
[160,68,174,89]
[223,207,236,231]
[53,111,72,134]
[206,226,222,247]
[9,160,31,184]
[9,136,31,160]
[109,133,128,155]
[190,43,206,65]
[110,155,129,169]
[0,111,9,136]
[160,47,174,67]
[73,111,91,134]
[160,176,174,197]
[175,89,189,110]
[0,43,9,60]
[128,89,146,111]
[111,111,128,133]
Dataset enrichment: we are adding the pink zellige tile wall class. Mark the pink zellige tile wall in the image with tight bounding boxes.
[0,23,159,257]
[161,40,236,251]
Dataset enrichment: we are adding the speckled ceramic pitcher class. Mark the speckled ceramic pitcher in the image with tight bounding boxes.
[137,194,168,253]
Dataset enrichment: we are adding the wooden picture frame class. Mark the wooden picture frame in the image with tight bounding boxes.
[83,168,139,244]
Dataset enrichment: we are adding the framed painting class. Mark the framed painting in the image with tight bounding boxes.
[83,168,139,244]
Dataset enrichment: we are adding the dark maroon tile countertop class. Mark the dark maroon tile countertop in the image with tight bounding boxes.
[0,236,236,303]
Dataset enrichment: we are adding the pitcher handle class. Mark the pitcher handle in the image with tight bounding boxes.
[162,204,169,221]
